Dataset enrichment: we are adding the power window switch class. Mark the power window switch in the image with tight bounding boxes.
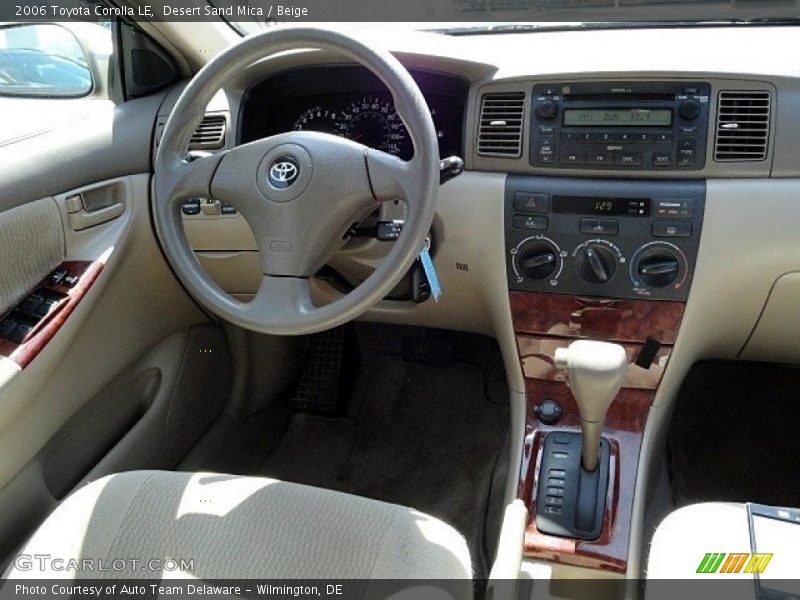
[8,324,31,344]
[63,275,79,287]
[50,268,69,286]
[19,295,43,316]
[0,319,16,339]
[33,299,57,318]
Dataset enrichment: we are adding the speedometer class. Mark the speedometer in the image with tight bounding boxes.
[346,96,409,157]
[293,106,349,136]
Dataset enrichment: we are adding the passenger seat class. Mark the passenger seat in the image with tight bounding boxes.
[648,502,800,584]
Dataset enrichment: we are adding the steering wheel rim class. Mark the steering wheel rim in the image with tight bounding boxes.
[153,27,439,335]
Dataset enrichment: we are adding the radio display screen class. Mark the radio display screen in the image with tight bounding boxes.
[553,196,651,217]
[563,108,672,127]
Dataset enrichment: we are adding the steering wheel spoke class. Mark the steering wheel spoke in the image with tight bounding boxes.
[365,149,422,207]
[159,152,226,205]
[243,276,315,329]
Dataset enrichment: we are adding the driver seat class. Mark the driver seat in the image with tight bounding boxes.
[4,470,472,582]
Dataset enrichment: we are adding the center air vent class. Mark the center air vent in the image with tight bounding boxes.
[477,92,525,157]
[189,114,227,150]
[714,91,770,162]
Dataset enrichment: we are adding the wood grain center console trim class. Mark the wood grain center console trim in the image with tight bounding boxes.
[511,291,684,573]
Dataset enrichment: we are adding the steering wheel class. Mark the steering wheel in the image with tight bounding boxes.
[153,28,439,335]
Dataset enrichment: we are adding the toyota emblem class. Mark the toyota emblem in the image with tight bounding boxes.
[268,157,299,189]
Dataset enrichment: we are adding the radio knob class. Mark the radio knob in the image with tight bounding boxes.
[518,241,559,280]
[679,99,701,121]
[576,245,617,284]
[536,100,558,121]
[636,248,680,287]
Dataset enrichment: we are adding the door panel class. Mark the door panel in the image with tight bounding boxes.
[0,81,212,557]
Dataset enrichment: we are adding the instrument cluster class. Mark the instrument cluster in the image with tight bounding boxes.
[239,66,468,161]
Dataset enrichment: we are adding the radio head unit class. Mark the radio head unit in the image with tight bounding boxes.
[530,81,711,171]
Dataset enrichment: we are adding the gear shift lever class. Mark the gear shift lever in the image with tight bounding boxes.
[555,340,628,472]
[535,340,629,540]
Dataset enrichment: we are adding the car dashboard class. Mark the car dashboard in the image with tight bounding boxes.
[163,23,800,579]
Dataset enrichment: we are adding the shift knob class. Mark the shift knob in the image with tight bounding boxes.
[554,340,628,472]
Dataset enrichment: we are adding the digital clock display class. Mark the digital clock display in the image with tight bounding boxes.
[552,196,651,217]
[563,108,673,127]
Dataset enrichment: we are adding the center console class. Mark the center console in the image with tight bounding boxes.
[506,173,705,572]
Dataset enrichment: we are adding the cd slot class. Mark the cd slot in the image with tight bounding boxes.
[563,93,674,102]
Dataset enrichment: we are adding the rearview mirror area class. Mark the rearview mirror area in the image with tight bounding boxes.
[0,23,93,98]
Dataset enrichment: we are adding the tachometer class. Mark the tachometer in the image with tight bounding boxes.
[346,96,408,157]
[293,106,349,136]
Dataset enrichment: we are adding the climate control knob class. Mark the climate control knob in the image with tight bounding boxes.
[576,245,617,284]
[636,248,681,288]
[517,240,559,280]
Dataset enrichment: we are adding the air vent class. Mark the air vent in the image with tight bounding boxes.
[714,91,770,162]
[477,92,525,157]
[189,114,227,150]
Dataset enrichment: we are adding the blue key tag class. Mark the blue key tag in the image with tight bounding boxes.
[419,238,442,302]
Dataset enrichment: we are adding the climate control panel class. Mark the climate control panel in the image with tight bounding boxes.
[505,176,704,301]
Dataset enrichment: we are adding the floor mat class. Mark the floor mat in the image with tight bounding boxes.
[257,354,508,575]
[669,361,800,507]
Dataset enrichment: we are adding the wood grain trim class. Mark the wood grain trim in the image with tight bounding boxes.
[510,290,685,344]
[510,291,685,573]
[516,334,671,390]
[0,261,103,368]
[518,380,652,573]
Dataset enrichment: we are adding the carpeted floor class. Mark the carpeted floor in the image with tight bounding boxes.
[186,325,510,577]
[669,360,800,508]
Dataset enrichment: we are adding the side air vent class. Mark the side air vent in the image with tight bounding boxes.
[714,91,771,162]
[189,114,227,150]
[477,92,525,157]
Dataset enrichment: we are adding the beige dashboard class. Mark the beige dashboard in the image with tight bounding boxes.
[150,22,800,578]
[160,23,800,371]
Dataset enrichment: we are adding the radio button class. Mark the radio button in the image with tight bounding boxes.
[597,132,614,143]
[512,214,549,231]
[587,152,612,165]
[514,192,550,214]
[634,133,653,143]
[679,139,696,151]
[536,100,558,120]
[560,131,577,142]
[679,99,701,120]
[653,153,673,167]
[560,152,586,165]
[614,152,643,166]
[677,148,696,166]
[538,152,554,164]
[539,125,555,135]
[652,221,692,238]
[655,132,673,142]
[580,218,619,236]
